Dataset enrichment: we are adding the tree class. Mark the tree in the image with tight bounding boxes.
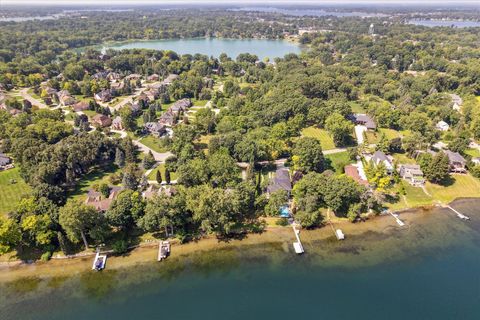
[106,190,145,230]
[0,217,21,254]
[156,170,163,184]
[264,190,288,216]
[142,151,156,169]
[292,137,324,173]
[21,214,55,247]
[122,164,141,190]
[419,151,450,183]
[325,113,353,147]
[165,169,171,184]
[176,158,209,187]
[208,149,239,187]
[59,201,107,250]
[119,105,136,132]
[194,108,216,133]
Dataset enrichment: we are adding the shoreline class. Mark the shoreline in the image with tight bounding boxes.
[1,197,477,283]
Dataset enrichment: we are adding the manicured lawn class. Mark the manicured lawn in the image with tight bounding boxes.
[365,131,380,144]
[301,126,336,150]
[138,135,168,153]
[83,110,98,117]
[378,128,402,140]
[68,164,120,201]
[325,151,352,174]
[425,174,480,203]
[465,148,480,158]
[147,164,177,182]
[192,99,209,107]
[27,88,41,100]
[0,167,31,216]
[391,153,417,165]
[349,101,365,113]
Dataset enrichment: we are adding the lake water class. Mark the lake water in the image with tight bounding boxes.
[232,7,387,17]
[408,20,480,28]
[100,38,302,60]
[1,198,480,320]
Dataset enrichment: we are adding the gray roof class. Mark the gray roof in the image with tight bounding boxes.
[372,151,390,164]
[0,153,11,166]
[267,169,292,194]
[352,114,376,129]
[444,150,466,165]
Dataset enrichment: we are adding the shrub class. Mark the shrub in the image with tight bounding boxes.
[112,240,129,254]
[41,251,52,261]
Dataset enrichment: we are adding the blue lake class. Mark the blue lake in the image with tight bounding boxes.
[100,38,302,60]
[408,19,480,28]
[2,199,480,320]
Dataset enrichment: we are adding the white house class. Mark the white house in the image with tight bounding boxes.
[436,120,450,131]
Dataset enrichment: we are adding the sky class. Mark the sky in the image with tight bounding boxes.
[2,0,479,5]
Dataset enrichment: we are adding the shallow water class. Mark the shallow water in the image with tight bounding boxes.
[1,199,480,320]
[100,38,302,60]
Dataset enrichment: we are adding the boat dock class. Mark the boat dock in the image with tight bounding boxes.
[445,205,470,220]
[292,225,304,254]
[388,211,405,226]
[158,241,171,261]
[92,251,107,271]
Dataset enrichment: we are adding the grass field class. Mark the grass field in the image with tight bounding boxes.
[325,151,352,174]
[378,128,402,140]
[391,153,417,165]
[425,174,480,203]
[83,110,98,117]
[349,101,365,113]
[0,168,31,215]
[465,148,480,158]
[301,126,336,150]
[138,135,168,153]
[147,164,177,182]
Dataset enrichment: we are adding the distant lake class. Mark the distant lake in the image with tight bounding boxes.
[0,14,64,22]
[100,38,302,59]
[408,19,480,28]
[232,7,387,17]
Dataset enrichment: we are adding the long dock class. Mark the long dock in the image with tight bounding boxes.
[292,225,304,254]
[445,205,470,220]
[388,211,405,226]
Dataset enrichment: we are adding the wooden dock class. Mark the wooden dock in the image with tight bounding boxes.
[157,241,171,261]
[388,211,405,226]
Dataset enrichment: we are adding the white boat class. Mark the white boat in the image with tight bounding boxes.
[92,252,107,271]
[158,241,171,261]
[335,229,345,240]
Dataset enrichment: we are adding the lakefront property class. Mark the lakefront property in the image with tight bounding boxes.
[1,2,480,319]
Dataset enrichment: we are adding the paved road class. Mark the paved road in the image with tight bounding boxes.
[20,88,48,109]
[111,129,173,162]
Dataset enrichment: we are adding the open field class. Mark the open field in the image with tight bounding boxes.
[0,168,31,216]
[301,126,336,150]
[138,135,168,153]
[325,151,352,174]
[68,165,120,201]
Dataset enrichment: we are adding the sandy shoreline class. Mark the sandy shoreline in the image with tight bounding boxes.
[1,198,465,283]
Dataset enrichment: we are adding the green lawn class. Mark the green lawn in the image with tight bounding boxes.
[138,135,168,153]
[465,148,480,158]
[391,153,417,165]
[378,128,402,140]
[192,99,209,107]
[349,101,365,113]
[426,174,480,203]
[147,164,177,182]
[83,110,98,117]
[301,127,336,150]
[325,151,352,174]
[27,88,41,100]
[68,165,120,201]
[0,167,31,216]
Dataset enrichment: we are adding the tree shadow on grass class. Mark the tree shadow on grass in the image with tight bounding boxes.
[438,175,456,187]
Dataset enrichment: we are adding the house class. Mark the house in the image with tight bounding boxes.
[143,185,177,199]
[144,90,159,101]
[449,94,463,111]
[169,98,192,114]
[161,74,179,85]
[436,120,449,131]
[110,81,125,92]
[369,151,394,173]
[472,157,480,165]
[147,74,160,82]
[144,122,166,137]
[107,72,122,81]
[111,116,123,130]
[72,101,90,112]
[85,186,123,211]
[0,152,12,169]
[136,93,150,105]
[91,114,112,127]
[94,89,112,103]
[398,164,425,186]
[344,164,369,186]
[159,111,176,126]
[125,73,142,81]
[57,90,76,106]
[444,150,467,173]
[130,102,142,115]
[350,114,376,130]
[266,168,292,196]
[92,71,109,80]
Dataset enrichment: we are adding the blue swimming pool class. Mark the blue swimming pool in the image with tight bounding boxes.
[279,205,290,218]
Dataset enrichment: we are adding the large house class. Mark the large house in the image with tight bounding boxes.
[168,99,192,114]
[72,101,90,112]
[159,111,176,126]
[162,74,179,85]
[144,122,166,137]
[398,164,425,186]
[94,89,112,103]
[85,186,123,211]
[266,168,292,196]
[111,116,123,130]
[91,114,112,127]
[57,90,76,106]
[369,151,394,173]
[444,150,467,173]
[350,114,376,130]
